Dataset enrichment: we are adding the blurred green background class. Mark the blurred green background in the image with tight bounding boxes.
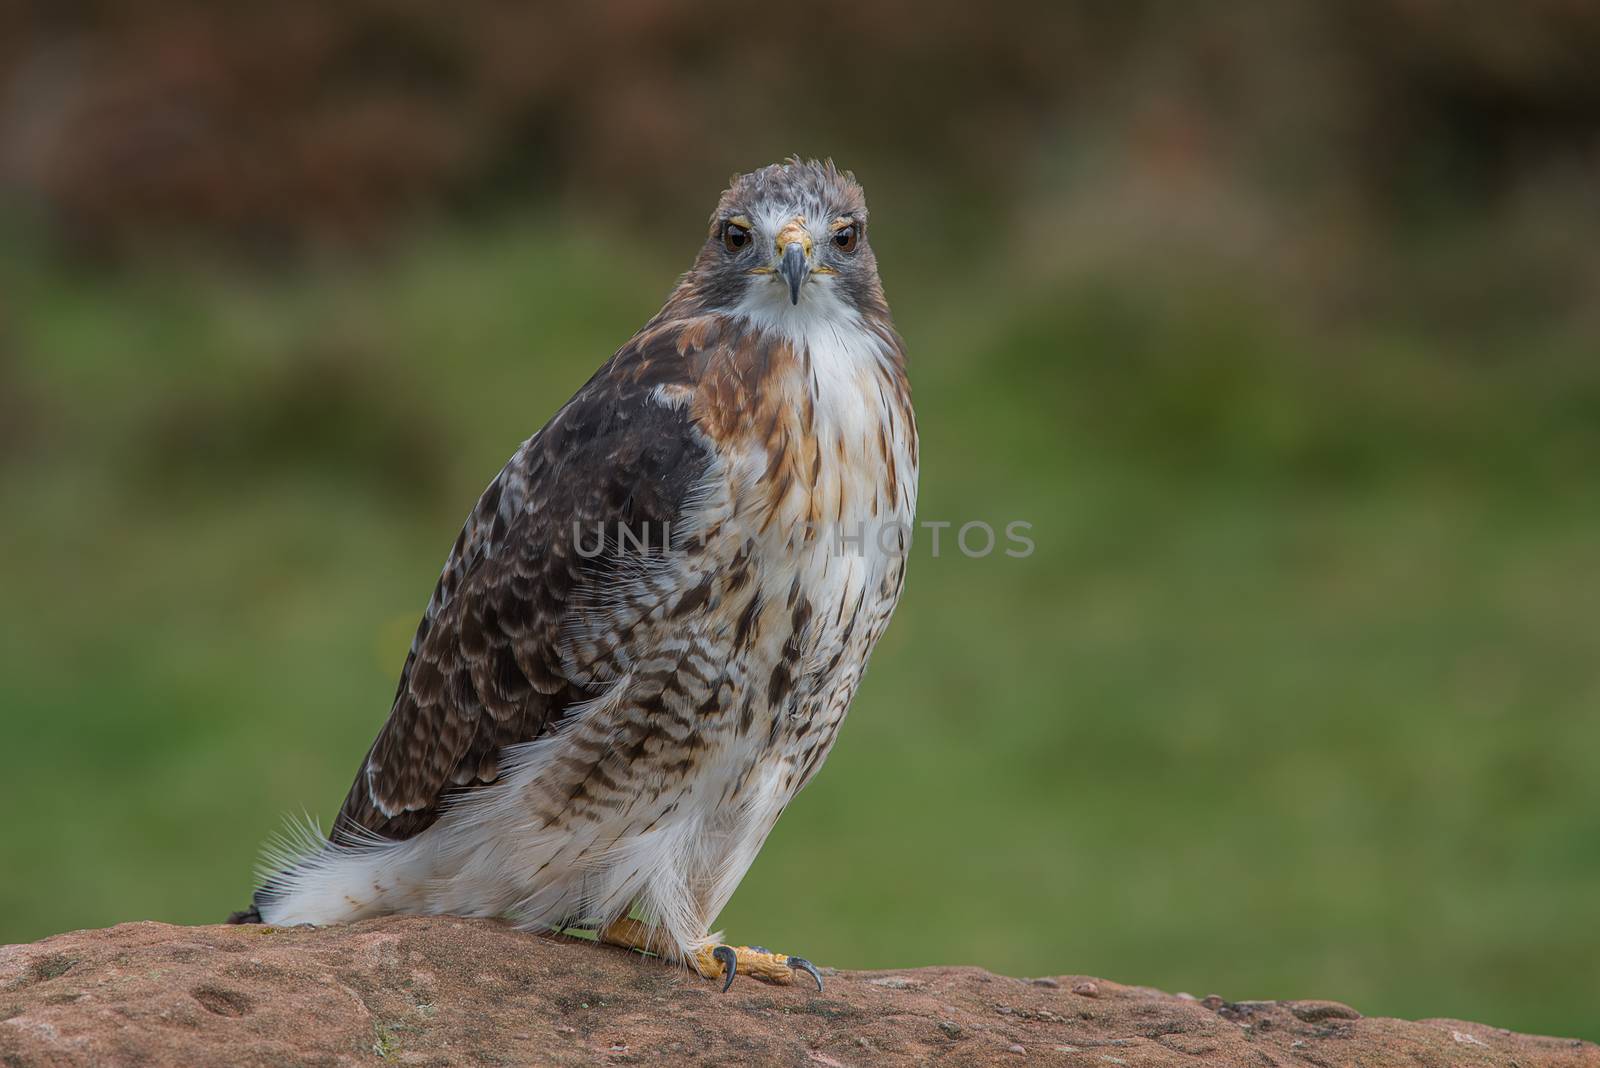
[2,1,1598,1042]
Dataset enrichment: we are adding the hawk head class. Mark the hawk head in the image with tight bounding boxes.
[679,158,885,322]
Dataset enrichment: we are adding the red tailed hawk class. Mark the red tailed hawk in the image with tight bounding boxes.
[232,159,918,991]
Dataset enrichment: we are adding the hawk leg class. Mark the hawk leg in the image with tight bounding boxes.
[597,917,823,992]
[597,916,671,956]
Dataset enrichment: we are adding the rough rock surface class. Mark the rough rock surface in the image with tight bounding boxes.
[1,917,1594,1067]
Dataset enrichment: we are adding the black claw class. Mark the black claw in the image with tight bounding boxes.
[712,945,738,992]
[788,956,824,993]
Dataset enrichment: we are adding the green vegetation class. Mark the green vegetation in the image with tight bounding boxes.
[2,215,1596,1041]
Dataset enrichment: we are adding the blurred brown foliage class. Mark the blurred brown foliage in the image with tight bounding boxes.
[2,1,1599,256]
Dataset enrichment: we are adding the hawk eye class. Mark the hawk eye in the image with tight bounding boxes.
[721,222,751,252]
[832,225,859,253]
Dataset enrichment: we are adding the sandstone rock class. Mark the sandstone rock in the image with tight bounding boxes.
[1,916,1594,1067]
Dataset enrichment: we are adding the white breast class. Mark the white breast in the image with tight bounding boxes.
[726,305,917,729]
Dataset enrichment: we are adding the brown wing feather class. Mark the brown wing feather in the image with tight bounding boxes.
[331,320,721,843]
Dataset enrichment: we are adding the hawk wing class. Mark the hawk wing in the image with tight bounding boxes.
[333,322,718,842]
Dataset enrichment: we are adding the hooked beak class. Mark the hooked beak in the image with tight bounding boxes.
[778,241,807,305]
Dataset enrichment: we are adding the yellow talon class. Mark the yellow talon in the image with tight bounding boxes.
[693,943,824,992]
[598,916,823,992]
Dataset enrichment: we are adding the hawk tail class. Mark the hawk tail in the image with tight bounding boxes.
[224,902,263,924]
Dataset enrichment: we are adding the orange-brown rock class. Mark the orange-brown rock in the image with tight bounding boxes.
[2,916,1594,1067]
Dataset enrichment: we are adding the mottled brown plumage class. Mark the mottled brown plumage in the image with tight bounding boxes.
[243,160,917,985]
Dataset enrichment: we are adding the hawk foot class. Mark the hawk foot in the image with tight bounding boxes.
[693,943,824,993]
[598,917,822,992]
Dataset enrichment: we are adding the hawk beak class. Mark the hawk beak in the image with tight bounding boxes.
[779,241,808,305]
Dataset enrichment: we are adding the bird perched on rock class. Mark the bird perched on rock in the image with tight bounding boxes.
[232,159,918,991]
